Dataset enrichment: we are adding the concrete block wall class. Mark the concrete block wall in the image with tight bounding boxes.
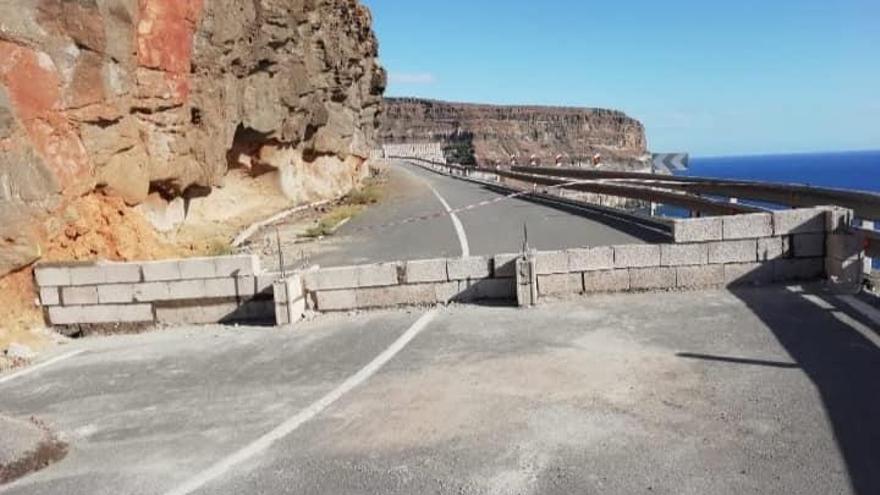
[35,255,278,327]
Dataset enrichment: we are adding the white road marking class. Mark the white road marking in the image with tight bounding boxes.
[164,308,440,495]
[791,289,880,348]
[0,350,84,386]
[426,183,471,257]
[836,295,880,328]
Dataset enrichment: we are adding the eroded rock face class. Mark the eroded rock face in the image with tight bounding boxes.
[0,0,385,276]
[380,97,646,168]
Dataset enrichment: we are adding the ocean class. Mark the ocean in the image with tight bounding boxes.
[672,149,880,268]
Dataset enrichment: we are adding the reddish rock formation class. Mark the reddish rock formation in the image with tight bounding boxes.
[0,0,386,276]
[380,97,647,168]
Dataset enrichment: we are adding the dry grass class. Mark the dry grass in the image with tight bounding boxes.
[304,204,364,238]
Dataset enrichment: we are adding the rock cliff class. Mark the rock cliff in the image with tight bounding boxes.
[380,97,646,167]
[0,0,385,277]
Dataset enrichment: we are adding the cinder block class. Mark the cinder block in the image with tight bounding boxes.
[773,208,827,236]
[48,304,153,325]
[357,263,400,287]
[256,273,282,295]
[99,263,142,284]
[614,244,661,268]
[447,256,491,280]
[826,255,863,285]
[178,258,217,279]
[723,213,773,240]
[774,258,824,282]
[314,289,358,311]
[68,265,105,286]
[435,282,462,303]
[39,287,60,306]
[792,233,825,258]
[98,284,134,304]
[34,265,71,287]
[708,240,758,264]
[456,278,516,302]
[493,253,520,278]
[724,263,774,286]
[156,300,240,325]
[405,259,448,283]
[583,270,630,293]
[676,265,724,289]
[141,260,182,282]
[357,284,437,308]
[235,277,257,298]
[660,243,708,266]
[825,207,854,234]
[567,247,613,272]
[538,273,584,296]
[535,250,568,275]
[629,267,676,290]
[673,217,723,243]
[62,286,99,305]
[214,255,260,277]
[515,257,538,307]
[273,276,304,325]
[132,282,172,302]
[302,266,359,291]
[826,232,864,261]
[202,278,241,299]
[757,237,788,261]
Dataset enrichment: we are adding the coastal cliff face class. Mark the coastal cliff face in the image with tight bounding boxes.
[0,0,386,276]
[380,97,646,167]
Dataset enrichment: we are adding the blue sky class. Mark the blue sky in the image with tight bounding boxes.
[362,0,879,157]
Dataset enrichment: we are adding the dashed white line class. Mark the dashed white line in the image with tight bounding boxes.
[426,183,471,257]
[0,350,84,386]
[164,308,440,495]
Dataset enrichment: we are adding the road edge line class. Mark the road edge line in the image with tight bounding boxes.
[164,308,440,495]
[0,350,84,386]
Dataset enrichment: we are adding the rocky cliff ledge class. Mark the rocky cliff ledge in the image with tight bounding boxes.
[0,0,386,277]
[380,97,646,167]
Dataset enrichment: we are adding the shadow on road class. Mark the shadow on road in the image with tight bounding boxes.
[730,287,880,494]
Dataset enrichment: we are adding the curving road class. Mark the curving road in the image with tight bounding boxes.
[305,161,665,268]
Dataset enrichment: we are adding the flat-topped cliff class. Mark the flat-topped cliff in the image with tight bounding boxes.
[380,97,646,167]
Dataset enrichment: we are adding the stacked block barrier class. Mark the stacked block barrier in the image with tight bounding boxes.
[35,255,280,327]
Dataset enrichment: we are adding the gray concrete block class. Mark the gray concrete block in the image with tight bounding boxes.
[39,287,60,306]
[629,267,676,290]
[34,266,70,287]
[724,263,774,286]
[314,289,358,311]
[456,278,516,302]
[256,273,281,295]
[141,260,182,282]
[515,257,538,307]
[202,278,241,299]
[774,258,824,282]
[535,250,568,275]
[357,284,437,309]
[302,266,359,291]
[99,263,142,284]
[62,286,99,305]
[567,247,613,272]
[792,233,825,258]
[583,270,630,293]
[97,284,134,304]
[614,244,661,268]
[538,273,584,296]
[826,255,863,285]
[68,265,105,286]
[825,207,854,234]
[273,276,304,325]
[48,304,154,325]
[826,232,864,261]
[132,282,172,302]
[708,240,758,264]
[660,243,708,266]
[179,258,217,279]
[357,262,400,287]
[676,265,724,289]
[447,256,491,280]
[723,213,773,240]
[673,217,723,243]
[757,237,787,261]
[156,300,240,325]
[214,255,260,277]
[493,253,520,278]
[405,259,448,283]
[435,282,462,303]
[773,208,827,236]
[235,277,257,298]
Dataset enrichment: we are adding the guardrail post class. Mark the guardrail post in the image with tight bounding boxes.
[864,220,875,277]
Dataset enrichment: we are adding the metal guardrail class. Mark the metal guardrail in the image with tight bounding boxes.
[511,166,880,221]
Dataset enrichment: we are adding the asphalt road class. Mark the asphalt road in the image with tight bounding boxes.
[304,161,664,268]
[2,287,879,494]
